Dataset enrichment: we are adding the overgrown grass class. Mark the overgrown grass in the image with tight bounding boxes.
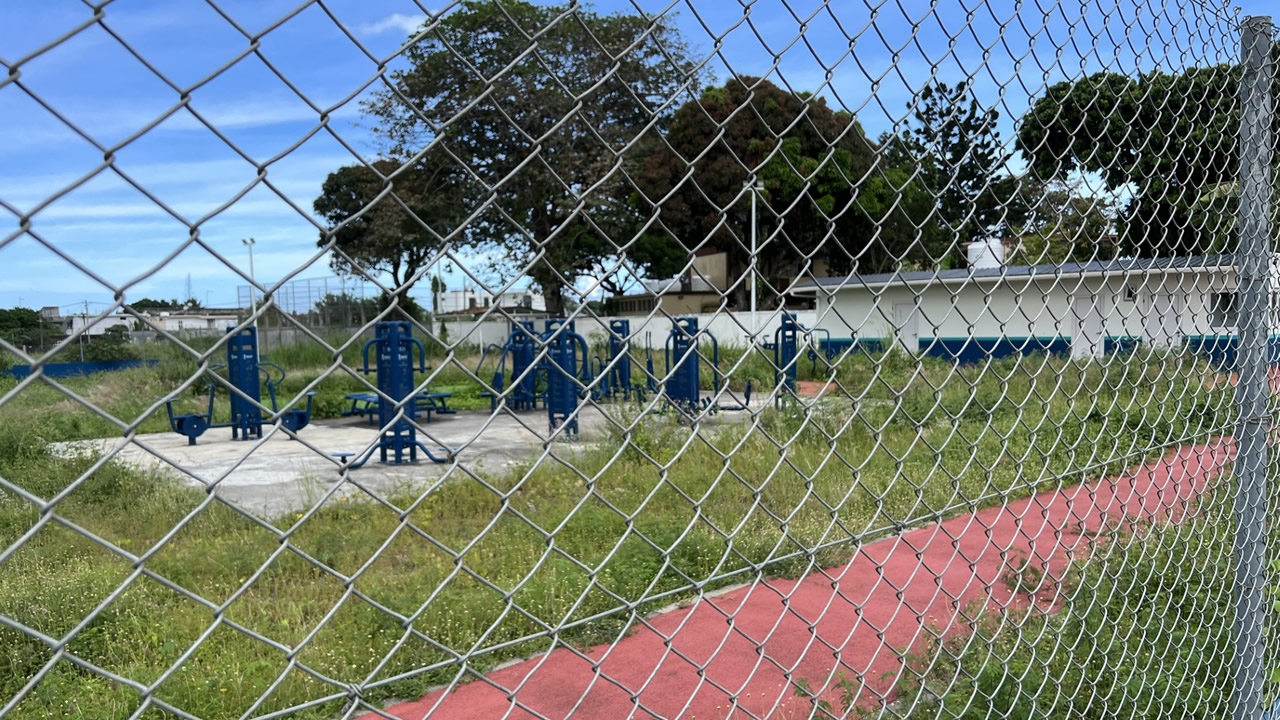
[0,349,1237,719]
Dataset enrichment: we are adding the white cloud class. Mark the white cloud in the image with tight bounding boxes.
[0,97,367,160]
[163,99,365,132]
[0,153,360,214]
[357,13,427,37]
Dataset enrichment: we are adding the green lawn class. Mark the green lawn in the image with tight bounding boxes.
[0,348,1237,719]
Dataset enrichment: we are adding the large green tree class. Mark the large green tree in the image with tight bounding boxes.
[314,156,465,317]
[0,308,63,352]
[1017,66,1240,257]
[83,325,139,363]
[311,292,380,327]
[359,0,699,315]
[1005,180,1119,266]
[903,80,1028,266]
[124,297,201,310]
[634,77,882,307]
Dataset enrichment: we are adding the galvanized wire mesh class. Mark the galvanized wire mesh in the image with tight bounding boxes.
[0,1,1272,719]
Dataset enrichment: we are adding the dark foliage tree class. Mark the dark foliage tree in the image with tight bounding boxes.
[1005,180,1119,266]
[83,324,139,363]
[1017,66,1240,257]
[903,80,1028,266]
[849,132,951,275]
[311,292,380,327]
[359,0,700,315]
[313,156,465,319]
[126,297,200,310]
[634,77,879,306]
[0,307,63,352]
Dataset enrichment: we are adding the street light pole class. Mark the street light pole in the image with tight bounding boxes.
[748,180,764,338]
[80,299,87,363]
[242,237,259,356]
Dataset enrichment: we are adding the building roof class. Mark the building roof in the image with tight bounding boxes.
[788,255,1233,293]
[638,277,719,295]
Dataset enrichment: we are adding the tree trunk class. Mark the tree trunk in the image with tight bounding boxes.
[543,285,566,317]
[538,266,567,316]
[381,278,420,321]
[725,253,749,310]
[530,212,568,316]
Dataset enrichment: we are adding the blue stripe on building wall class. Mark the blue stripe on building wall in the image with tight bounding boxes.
[1182,335,1280,369]
[816,335,1279,370]
[920,337,1069,364]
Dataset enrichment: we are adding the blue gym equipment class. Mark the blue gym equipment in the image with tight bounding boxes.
[340,321,449,468]
[165,327,314,446]
[542,319,591,437]
[774,312,801,397]
[661,317,751,416]
[772,312,835,404]
[805,330,835,373]
[590,319,637,401]
[645,332,659,395]
[477,321,543,411]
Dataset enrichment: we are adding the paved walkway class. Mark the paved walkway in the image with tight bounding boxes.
[371,440,1233,719]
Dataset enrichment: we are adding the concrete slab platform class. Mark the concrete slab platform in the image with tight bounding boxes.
[54,397,769,519]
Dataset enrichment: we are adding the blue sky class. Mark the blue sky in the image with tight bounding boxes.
[0,0,1260,315]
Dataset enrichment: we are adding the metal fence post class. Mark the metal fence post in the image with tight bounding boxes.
[1236,15,1273,720]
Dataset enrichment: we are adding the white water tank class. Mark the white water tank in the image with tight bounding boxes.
[967,238,1005,269]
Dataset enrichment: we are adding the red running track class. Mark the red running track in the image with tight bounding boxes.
[372,441,1232,720]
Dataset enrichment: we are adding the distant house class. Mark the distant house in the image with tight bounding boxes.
[41,306,245,336]
[610,249,727,316]
[144,309,242,333]
[789,240,1262,366]
[610,276,724,316]
[610,247,834,316]
[433,289,546,316]
[41,307,133,337]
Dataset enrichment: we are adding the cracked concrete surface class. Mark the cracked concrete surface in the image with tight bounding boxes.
[54,396,765,518]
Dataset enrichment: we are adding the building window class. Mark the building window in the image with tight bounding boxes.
[1210,292,1237,327]
[1124,286,1137,302]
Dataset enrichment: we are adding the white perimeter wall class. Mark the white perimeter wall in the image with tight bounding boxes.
[440,310,817,350]
[811,268,1240,342]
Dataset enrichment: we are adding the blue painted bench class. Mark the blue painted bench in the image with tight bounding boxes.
[343,391,455,424]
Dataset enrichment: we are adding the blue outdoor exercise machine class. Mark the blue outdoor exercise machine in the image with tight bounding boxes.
[339,321,449,468]
[662,316,751,416]
[477,321,543,411]
[590,319,638,401]
[773,312,834,405]
[475,318,608,436]
[165,327,314,446]
[542,318,592,437]
[646,332,660,395]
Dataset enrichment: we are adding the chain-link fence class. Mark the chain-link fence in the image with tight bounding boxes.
[237,275,383,330]
[0,0,1275,718]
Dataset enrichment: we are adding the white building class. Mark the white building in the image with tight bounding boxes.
[41,307,133,337]
[790,243,1267,365]
[144,311,242,333]
[433,288,546,315]
[41,307,244,336]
